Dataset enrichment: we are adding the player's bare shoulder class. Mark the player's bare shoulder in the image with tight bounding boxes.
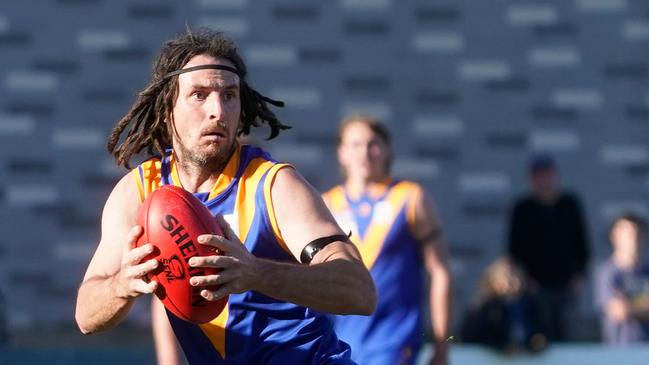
[103,170,141,219]
[81,170,143,282]
[409,184,444,243]
[97,170,142,249]
[270,166,345,259]
[271,165,310,194]
[271,166,332,220]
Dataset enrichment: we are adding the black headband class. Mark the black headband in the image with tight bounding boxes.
[163,64,241,79]
[162,63,285,108]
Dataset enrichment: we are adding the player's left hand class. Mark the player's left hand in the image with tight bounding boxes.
[187,215,260,301]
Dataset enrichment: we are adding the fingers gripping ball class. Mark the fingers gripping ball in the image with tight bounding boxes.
[136,185,227,323]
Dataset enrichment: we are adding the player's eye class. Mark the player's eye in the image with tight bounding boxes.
[191,91,207,100]
[223,91,236,101]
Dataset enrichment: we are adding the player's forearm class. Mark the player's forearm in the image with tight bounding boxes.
[152,298,182,365]
[75,275,134,334]
[430,266,452,342]
[252,257,376,315]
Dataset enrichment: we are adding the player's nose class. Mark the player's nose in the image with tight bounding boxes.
[206,93,225,120]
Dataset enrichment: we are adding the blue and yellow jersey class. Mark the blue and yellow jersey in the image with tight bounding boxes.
[134,144,353,364]
[323,180,424,365]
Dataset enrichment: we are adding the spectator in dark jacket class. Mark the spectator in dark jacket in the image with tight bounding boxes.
[507,154,589,341]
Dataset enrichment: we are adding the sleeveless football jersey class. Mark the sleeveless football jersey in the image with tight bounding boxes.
[323,180,424,365]
[134,144,353,364]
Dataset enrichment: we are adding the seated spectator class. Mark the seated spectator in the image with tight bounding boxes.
[462,257,547,353]
[596,213,649,344]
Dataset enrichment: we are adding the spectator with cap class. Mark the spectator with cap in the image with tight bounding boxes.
[507,154,590,341]
[596,213,649,344]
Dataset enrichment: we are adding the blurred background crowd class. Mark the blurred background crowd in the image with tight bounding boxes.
[0,0,648,364]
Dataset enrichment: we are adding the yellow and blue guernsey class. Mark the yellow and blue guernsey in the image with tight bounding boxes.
[134,144,354,364]
[323,180,424,365]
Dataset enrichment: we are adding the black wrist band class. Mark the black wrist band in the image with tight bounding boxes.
[300,233,351,264]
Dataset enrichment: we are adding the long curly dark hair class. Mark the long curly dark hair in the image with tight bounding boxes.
[107,28,290,168]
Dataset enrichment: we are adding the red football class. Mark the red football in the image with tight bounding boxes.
[136,185,227,323]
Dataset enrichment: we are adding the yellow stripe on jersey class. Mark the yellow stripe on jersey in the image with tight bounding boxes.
[207,145,242,200]
[235,157,275,244]
[263,163,293,255]
[133,169,145,203]
[133,159,162,202]
[405,184,422,233]
[199,305,229,359]
[323,186,346,212]
[355,182,415,269]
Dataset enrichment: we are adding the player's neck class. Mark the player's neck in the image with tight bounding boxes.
[173,147,235,194]
[344,174,391,200]
[176,166,220,193]
[613,252,639,270]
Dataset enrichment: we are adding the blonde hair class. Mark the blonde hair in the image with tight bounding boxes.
[475,257,526,304]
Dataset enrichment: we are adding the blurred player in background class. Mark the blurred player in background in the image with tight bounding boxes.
[74,29,376,364]
[323,115,452,365]
[596,213,649,344]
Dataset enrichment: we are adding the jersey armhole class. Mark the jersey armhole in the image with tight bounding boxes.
[262,163,294,256]
[406,184,421,237]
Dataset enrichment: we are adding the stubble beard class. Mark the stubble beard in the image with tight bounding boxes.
[176,136,237,175]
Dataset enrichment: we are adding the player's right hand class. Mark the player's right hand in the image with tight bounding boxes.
[114,225,159,299]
